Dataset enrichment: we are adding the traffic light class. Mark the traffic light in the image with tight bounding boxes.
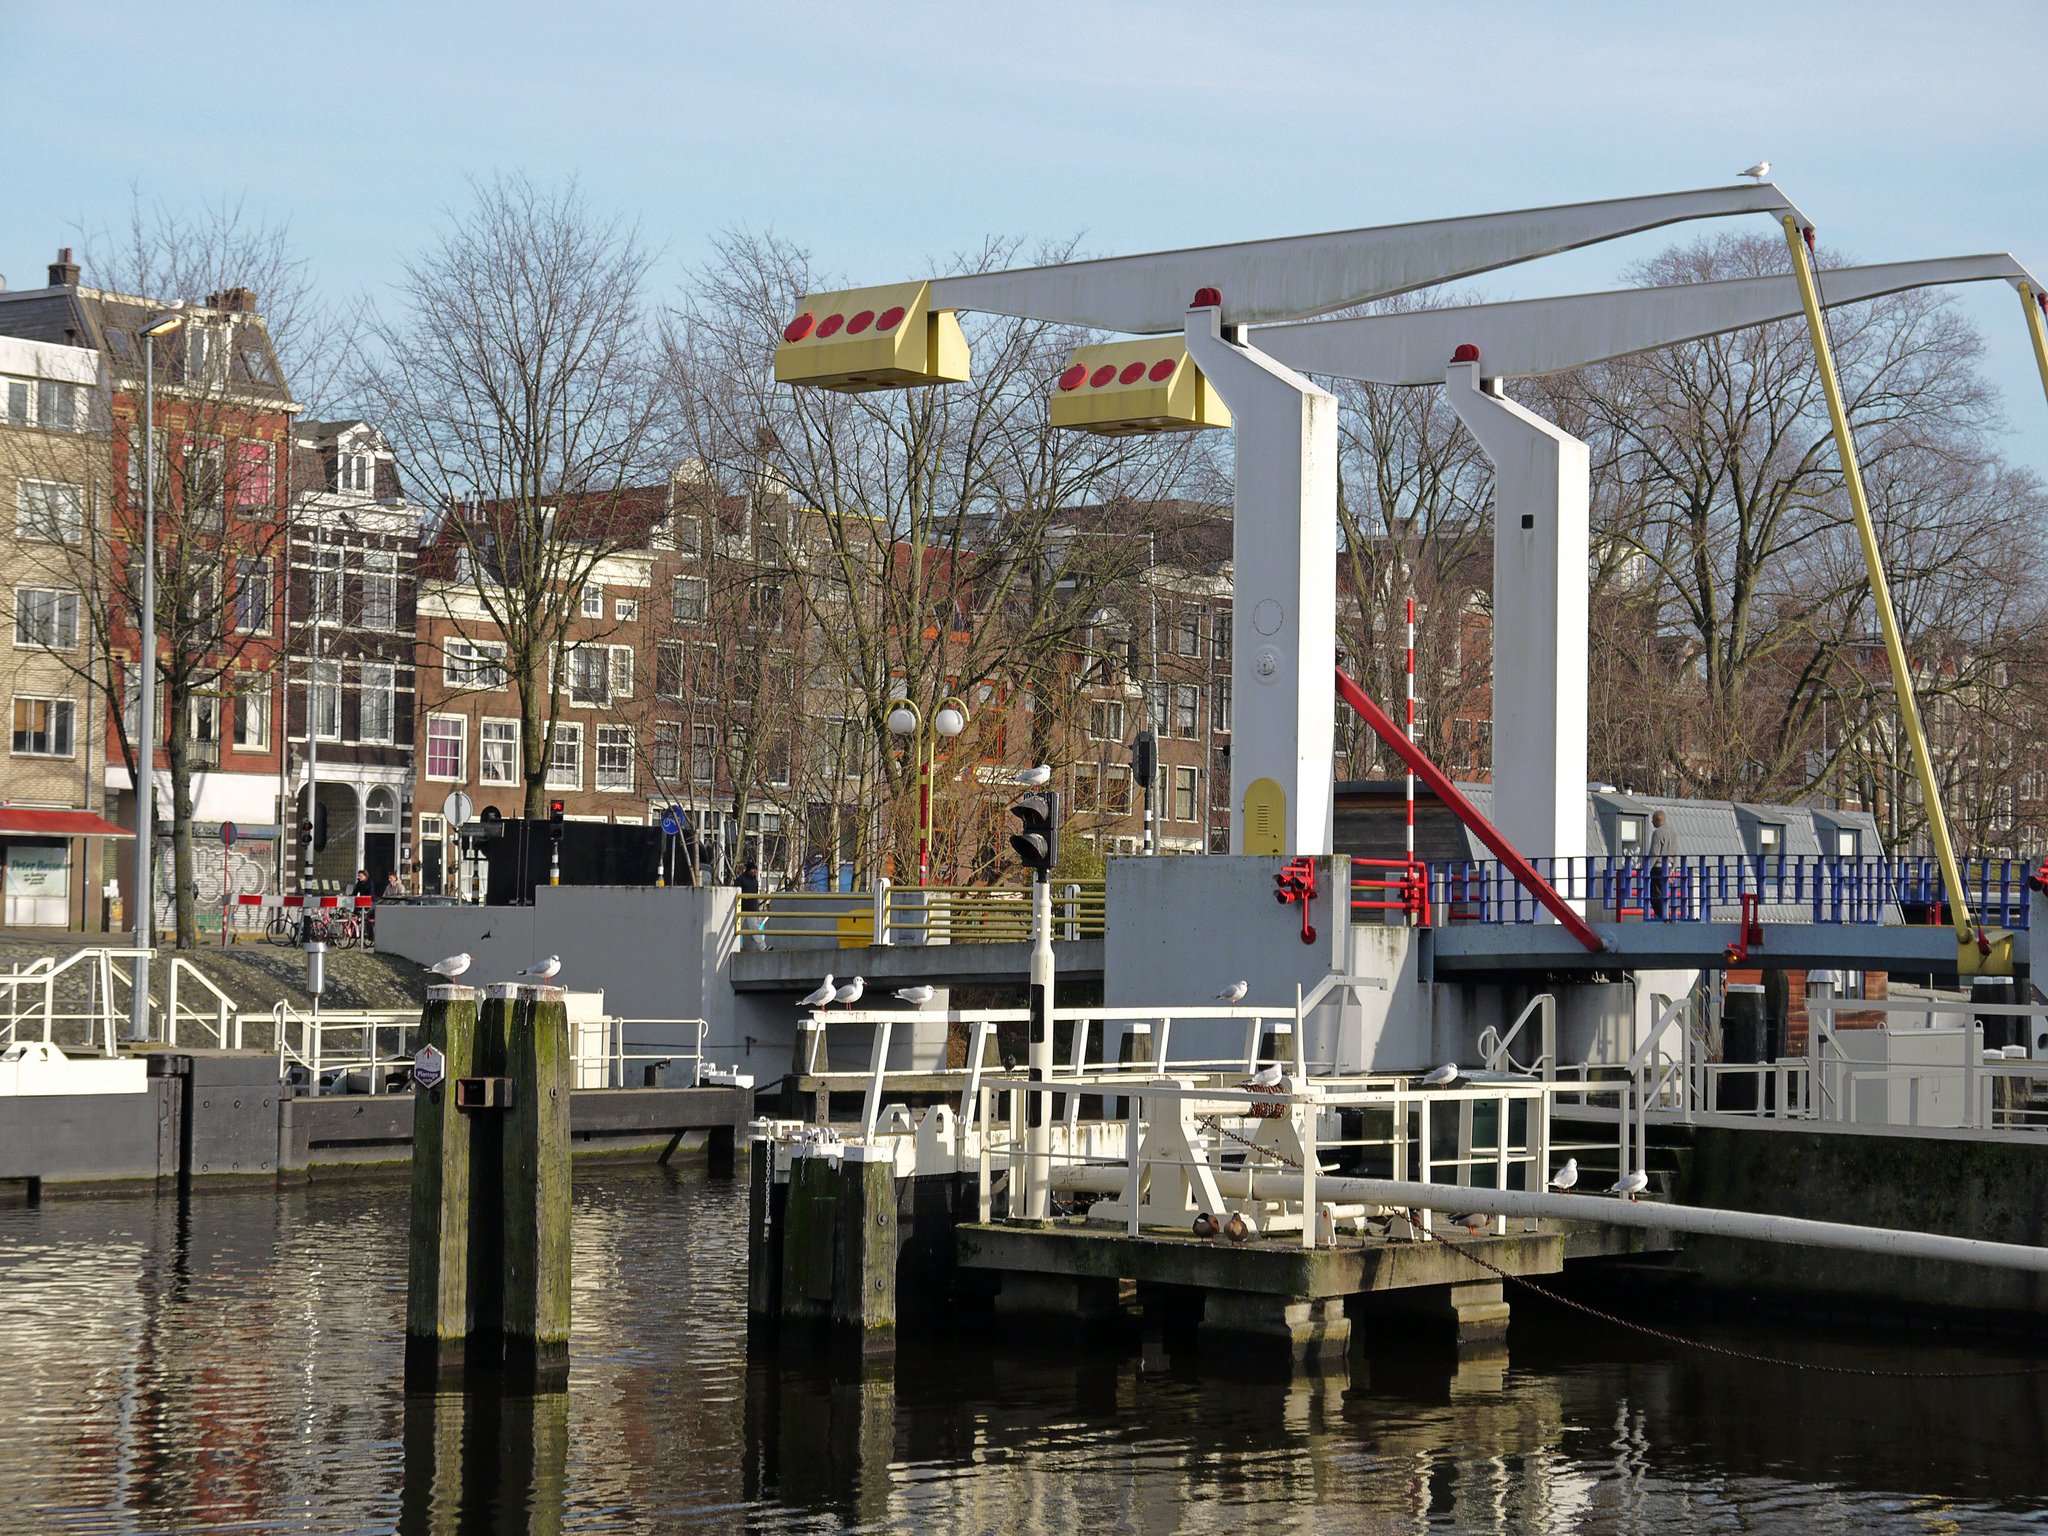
[1010,791,1059,879]
[313,803,328,852]
[298,818,313,848]
[548,799,566,837]
[1131,729,1156,791]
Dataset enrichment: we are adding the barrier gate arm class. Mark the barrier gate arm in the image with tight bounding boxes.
[1782,217,1981,955]
[2021,280,2048,412]
[1335,665,1606,953]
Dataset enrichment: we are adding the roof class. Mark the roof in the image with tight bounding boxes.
[0,809,133,838]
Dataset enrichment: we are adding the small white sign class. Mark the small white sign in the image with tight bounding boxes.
[413,1045,446,1091]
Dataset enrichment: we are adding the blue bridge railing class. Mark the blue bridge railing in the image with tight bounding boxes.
[1425,856,2034,930]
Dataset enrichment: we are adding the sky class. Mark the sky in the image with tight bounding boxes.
[6,0,2045,466]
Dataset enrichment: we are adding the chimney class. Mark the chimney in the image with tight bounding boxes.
[47,248,79,287]
[205,286,255,313]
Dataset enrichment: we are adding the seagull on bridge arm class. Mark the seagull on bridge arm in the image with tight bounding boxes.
[833,976,866,1009]
[796,975,835,1010]
[1738,160,1771,183]
[1421,1061,1459,1087]
[894,985,935,1006]
[1550,1157,1579,1192]
[1609,1168,1650,1201]
[1241,1064,1285,1090]
[1215,980,1248,1004]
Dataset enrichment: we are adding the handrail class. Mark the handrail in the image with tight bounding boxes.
[1480,993,1554,1074]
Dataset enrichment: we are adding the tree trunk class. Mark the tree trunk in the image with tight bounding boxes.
[165,692,198,950]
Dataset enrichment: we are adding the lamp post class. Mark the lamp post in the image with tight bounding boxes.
[129,306,184,1043]
[886,694,969,886]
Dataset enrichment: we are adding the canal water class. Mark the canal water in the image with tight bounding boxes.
[3,1164,2046,1533]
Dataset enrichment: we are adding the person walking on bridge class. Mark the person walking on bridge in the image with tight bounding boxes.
[1647,811,1676,918]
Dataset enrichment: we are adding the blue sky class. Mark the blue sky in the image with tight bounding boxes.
[6,0,2045,464]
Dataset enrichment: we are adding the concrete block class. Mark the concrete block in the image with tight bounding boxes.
[994,1270,1122,1321]
[1199,1290,1350,1369]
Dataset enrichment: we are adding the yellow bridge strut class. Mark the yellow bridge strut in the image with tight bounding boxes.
[1781,216,2008,974]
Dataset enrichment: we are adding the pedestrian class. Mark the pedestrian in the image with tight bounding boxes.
[382,869,405,900]
[1646,811,1676,918]
[739,860,768,950]
[353,868,378,947]
[804,850,829,892]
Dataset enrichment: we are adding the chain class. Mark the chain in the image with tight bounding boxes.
[1199,1111,1303,1169]
[1410,1212,2048,1379]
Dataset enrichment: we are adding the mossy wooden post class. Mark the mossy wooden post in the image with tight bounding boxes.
[405,984,477,1389]
[468,987,515,1375]
[831,1145,898,1348]
[780,1146,838,1327]
[748,1135,785,1327]
[502,984,572,1389]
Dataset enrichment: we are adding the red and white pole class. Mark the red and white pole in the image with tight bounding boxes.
[1405,596,1416,920]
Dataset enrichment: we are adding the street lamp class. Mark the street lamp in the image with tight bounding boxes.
[129,306,183,1043]
[886,693,969,886]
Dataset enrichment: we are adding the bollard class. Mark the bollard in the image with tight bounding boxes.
[499,984,573,1389]
[405,984,477,1389]
[780,1146,838,1325]
[748,1136,785,1327]
[831,1145,898,1347]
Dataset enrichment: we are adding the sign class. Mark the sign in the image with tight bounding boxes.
[413,1044,446,1091]
[441,790,475,827]
[187,822,282,842]
[222,821,237,847]
[4,844,68,899]
[661,807,688,837]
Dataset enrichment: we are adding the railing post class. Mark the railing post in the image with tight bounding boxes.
[872,877,892,946]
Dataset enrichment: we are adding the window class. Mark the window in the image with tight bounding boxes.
[361,551,398,630]
[233,687,270,751]
[673,576,705,623]
[183,437,225,532]
[311,661,341,741]
[310,546,342,622]
[1214,611,1232,663]
[1073,764,1100,813]
[1174,766,1198,822]
[1175,684,1200,738]
[359,663,396,744]
[444,639,505,691]
[480,719,519,784]
[1104,763,1132,816]
[232,440,273,509]
[1177,611,1202,657]
[1616,816,1643,856]
[1757,824,1784,857]
[425,716,465,780]
[656,641,685,699]
[1836,829,1860,858]
[547,723,583,790]
[1215,682,1231,734]
[190,694,220,751]
[34,380,77,431]
[652,722,682,782]
[596,725,634,791]
[755,583,784,628]
[17,480,82,543]
[690,723,714,782]
[233,559,271,633]
[610,645,634,700]
[673,515,700,554]
[11,696,73,757]
[615,598,639,623]
[1089,701,1124,741]
[570,646,611,706]
[14,589,78,650]
[4,380,27,424]
[183,325,224,387]
[581,583,604,618]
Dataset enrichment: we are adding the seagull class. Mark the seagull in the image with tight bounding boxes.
[1242,1064,1285,1090]
[515,955,561,981]
[1016,764,1052,787]
[1450,1212,1490,1235]
[428,953,470,978]
[796,974,835,1010]
[1738,160,1771,183]
[1609,1169,1650,1201]
[1550,1157,1579,1192]
[1214,980,1248,1004]
[1421,1061,1459,1087]
[833,976,865,1009]
[893,985,935,1006]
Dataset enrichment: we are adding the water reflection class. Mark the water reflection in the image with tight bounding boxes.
[0,1165,2044,1532]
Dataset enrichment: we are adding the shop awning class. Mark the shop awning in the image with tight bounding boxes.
[0,809,134,839]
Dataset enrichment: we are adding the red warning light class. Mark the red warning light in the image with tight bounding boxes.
[1058,364,1087,391]
[1191,287,1222,309]
[1148,358,1176,382]
[783,313,814,343]
[847,310,875,335]
[1089,365,1117,388]
[1118,361,1147,385]
[1451,344,1480,362]
[876,306,905,331]
[816,314,845,339]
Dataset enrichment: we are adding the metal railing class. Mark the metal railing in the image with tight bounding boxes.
[0,948,152,1058]
[1425,855,2034,929]
[750,879,1106,949]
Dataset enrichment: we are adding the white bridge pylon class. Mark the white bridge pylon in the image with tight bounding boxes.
[1251,251,2047,873]
[925,186,1813,854]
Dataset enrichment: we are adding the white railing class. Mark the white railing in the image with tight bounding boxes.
[166,959,238,1049]
[0,948,152,1057]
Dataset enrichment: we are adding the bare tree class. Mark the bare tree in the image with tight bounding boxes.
[359,174,664,818]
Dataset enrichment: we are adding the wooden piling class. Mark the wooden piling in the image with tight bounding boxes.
[780,1146,838,1325]
[500,984,573,1389]
[405,985,477,1389]
[831,1146,898,1346]
[748,1136,785,1326]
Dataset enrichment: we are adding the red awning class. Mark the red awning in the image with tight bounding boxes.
[0,809,134,839]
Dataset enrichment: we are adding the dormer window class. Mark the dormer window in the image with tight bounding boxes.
[340,452,371,493]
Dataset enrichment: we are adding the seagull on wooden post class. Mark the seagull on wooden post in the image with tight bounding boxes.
[796,975,835,1010]
[515,955,561,982]
[429,953,470,979]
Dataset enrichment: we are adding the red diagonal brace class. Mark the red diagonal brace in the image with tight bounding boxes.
[1336,665,1605,954]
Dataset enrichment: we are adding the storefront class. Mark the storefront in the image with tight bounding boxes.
[0,809,133,930]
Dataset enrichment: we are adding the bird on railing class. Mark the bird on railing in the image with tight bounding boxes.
[893,985,935,1006]
[1421,1061,1459,1087]
[514,955,560,982]
[1241,1064,1285,1090]
[1608,1169,1649,1200]
[1550,1157,1579,1191]
[1214,980,1248,1004]
[428,953,470,978]
[833,976,865,1009]
[1016,764,1052,787]
[795,975,835,1010]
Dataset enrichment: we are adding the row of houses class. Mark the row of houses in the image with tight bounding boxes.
[0,250,1245,930]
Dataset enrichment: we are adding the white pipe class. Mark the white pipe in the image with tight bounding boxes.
[1050,1166,2048,1275]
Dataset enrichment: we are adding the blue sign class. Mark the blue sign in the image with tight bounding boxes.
[661,807,688,837]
